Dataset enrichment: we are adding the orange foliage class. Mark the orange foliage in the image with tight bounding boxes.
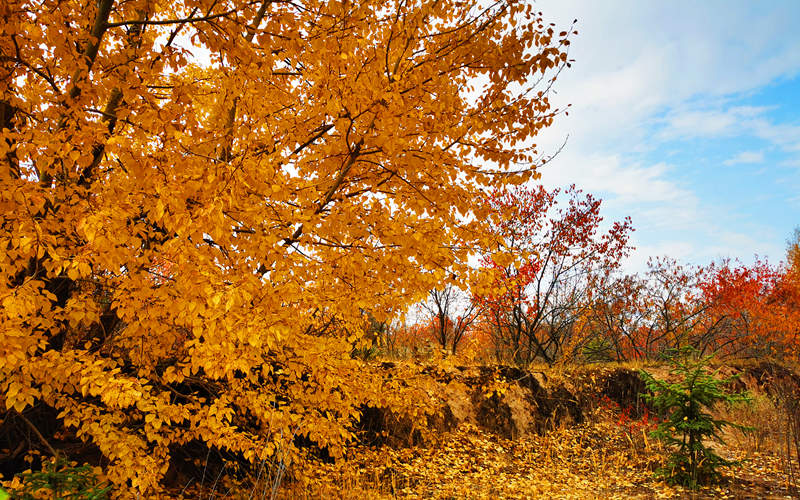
[698,259,800,358]
[587,256,800,362]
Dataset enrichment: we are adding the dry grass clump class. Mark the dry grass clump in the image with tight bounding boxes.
[712,361,800,495]
[717,394,782,454]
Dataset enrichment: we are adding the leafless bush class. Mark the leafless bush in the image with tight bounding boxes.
[772,375,800,494]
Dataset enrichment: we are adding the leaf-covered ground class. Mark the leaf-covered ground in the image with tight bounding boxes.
[288,421,794,499]
[174,361,797,499]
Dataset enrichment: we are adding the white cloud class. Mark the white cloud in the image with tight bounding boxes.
[623,223,785,272]
[528,0,800,269]
[723,151,765,166]
[535,1,800,150]
[782,158,800,168]
[752,121,800,152]
[539,152,688,204]
[658,105,800,155]
[658,105,772,140]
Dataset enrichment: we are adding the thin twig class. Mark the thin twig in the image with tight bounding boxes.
[17,410,59,459]
[106,9,238,28]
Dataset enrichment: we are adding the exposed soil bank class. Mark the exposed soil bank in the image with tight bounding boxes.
[357,360,800,446]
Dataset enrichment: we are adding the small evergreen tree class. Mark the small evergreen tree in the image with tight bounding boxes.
[13,458,111,500]
[640,347,752,488]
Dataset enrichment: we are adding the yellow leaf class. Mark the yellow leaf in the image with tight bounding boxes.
[67,266,80,281]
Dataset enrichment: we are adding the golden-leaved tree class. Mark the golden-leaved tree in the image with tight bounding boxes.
[0,0,572,494]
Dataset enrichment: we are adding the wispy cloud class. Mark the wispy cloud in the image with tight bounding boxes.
[659,105,772,140]
[660,105,800,154]
[724,151,764,166]
[782,158,800,168]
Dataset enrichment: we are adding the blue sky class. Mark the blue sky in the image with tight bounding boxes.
[533,0,800,271]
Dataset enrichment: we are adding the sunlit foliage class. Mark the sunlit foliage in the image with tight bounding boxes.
[0,0,573,494]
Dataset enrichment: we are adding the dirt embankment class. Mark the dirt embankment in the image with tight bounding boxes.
[357,360,800,447]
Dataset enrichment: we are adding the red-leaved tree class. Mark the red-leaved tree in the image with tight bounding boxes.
[476,185,633,365]
[698,258,800,358]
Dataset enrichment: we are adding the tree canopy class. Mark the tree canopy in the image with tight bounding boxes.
[1,0,573,493]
